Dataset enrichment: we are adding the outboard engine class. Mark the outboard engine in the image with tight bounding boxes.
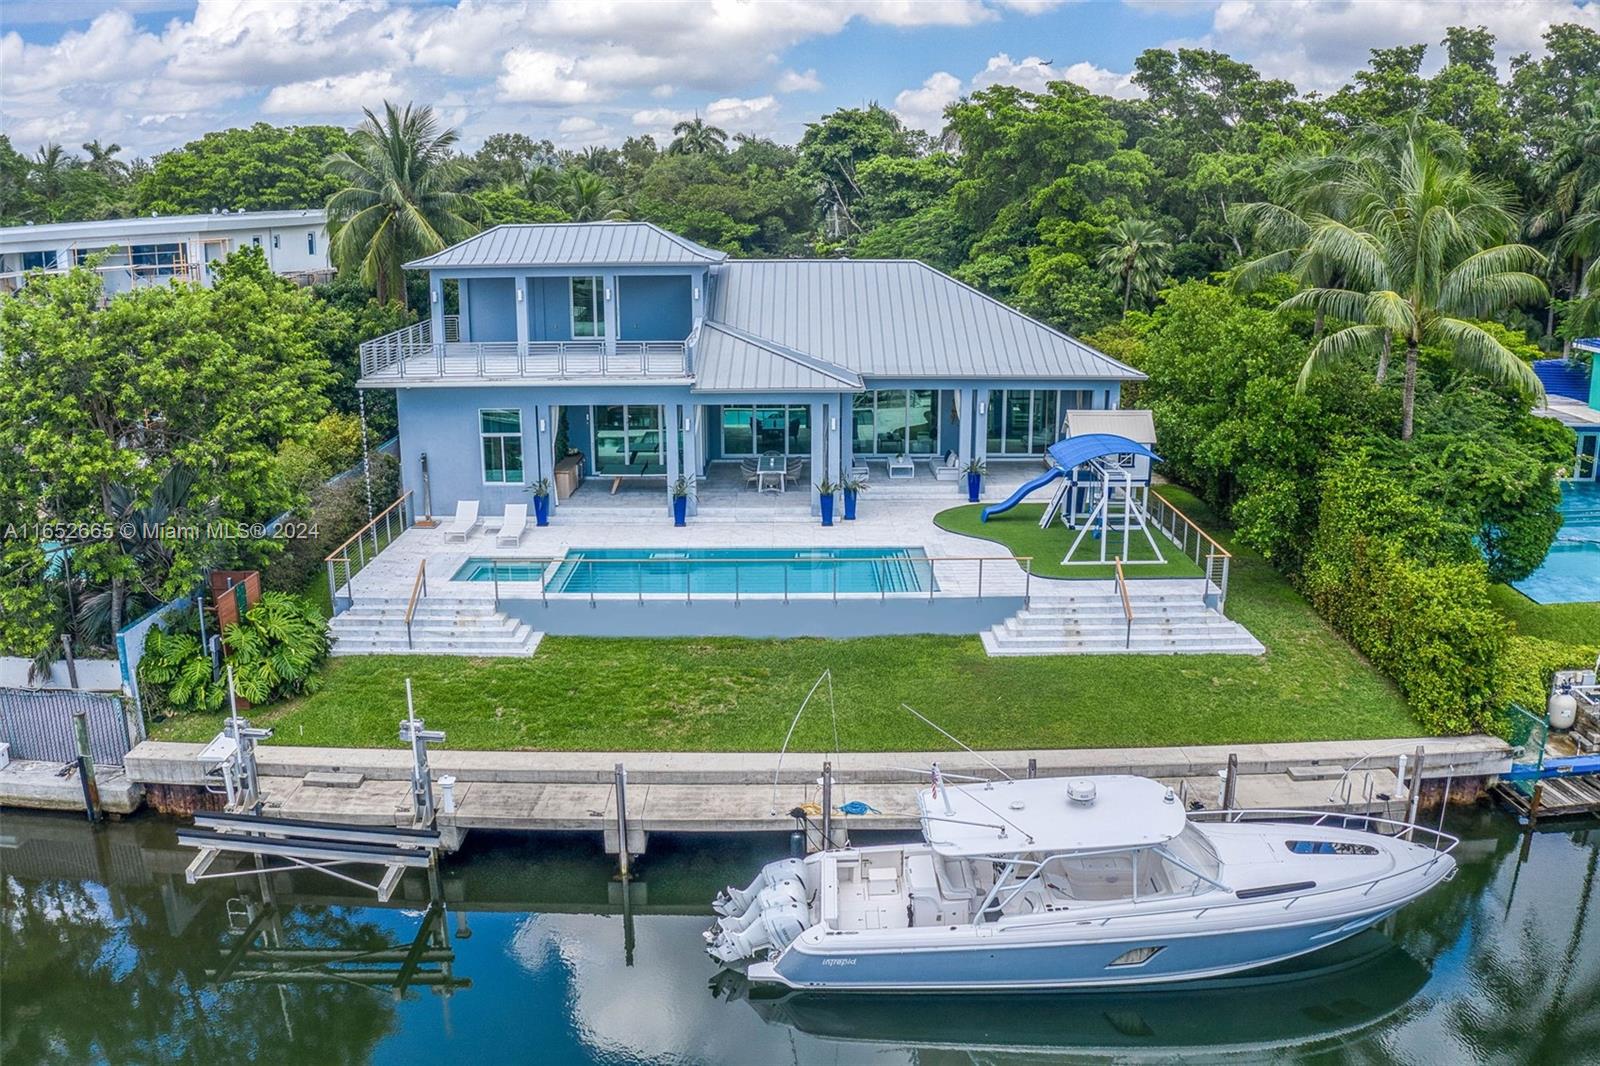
[706,902,807,965]
[714,858,809,916]
[715,878,807,935]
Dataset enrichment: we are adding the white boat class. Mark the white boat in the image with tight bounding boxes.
[706,774,1456,992]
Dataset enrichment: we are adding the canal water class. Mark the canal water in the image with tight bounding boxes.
[2,808,1595,1065]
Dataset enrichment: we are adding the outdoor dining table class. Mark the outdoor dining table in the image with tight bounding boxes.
[757,454,787,494]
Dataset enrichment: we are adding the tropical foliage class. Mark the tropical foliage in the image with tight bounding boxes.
[138,592,330,714]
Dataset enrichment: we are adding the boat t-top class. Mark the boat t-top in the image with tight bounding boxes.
[706,773,1456,992]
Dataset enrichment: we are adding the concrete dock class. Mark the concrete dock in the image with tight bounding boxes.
[122,735,1511,852]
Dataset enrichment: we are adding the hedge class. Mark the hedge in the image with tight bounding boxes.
[262,452,399,598]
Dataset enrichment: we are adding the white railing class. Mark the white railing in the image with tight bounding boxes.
[359,314,689,380]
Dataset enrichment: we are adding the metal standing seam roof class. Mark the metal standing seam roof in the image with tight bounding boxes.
[691,322,863,393]
[1065,409,1157,443]
[404,222,727,269]
[706,259,1145,381]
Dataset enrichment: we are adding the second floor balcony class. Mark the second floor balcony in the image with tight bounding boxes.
[358,316,692,383]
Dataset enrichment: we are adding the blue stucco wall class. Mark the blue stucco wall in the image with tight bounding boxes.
[528,277,572,341]
[618,275,692,339]
[464,277,516,341]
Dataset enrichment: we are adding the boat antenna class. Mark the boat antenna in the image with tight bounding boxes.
[900,703,1013,781]
[770,670,833,816]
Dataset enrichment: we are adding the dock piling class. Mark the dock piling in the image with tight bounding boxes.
[71,706,101,824]
[1405,746,1425,837]
[614,763,631,879]
[820,761,833,852]
[1222,753,1238,810]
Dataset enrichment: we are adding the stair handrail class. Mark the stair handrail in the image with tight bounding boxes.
[1148,490,1232,615]
[1113,556,1133,649]
[323,491,414,613]
[404,559,427,649]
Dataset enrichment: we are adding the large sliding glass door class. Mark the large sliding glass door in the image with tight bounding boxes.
[986,389,1074,455]
[720,405,810,456]
[593,404,664,475]
[852,389,938,456]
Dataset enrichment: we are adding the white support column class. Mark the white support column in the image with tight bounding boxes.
[972,387,989,470]
[809,399,828,515]
[603,272,619,355]
[839,394,855,480]
[664,403,682,516]
[682,404,701,516]
[545,404,562,510]
[429,277,444,341]
[954,388,971,494]
[457,279,472,342]
[514,276,529,357]
[826,397,843,493]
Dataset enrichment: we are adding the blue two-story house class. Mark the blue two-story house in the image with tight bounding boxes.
[357,221,1145,518]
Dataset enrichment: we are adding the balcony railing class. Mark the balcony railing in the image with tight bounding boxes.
[358,315,690,381]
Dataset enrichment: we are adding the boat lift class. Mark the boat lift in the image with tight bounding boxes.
[179,675,448,902]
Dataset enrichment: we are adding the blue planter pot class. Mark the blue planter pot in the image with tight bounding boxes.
[533,495,550,526]
[673,495,687,527]
[967,472,981,502]
[820,494,835,527]
[843,489,857,520]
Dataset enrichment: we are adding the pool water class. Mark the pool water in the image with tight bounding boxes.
[453,547,936,595]
[1513,480,1600,604]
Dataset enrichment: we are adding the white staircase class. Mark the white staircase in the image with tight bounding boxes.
[329,594,541,656]
[982,589,1263,656]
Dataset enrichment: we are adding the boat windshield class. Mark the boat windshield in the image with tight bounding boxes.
[1161,823,1223,892]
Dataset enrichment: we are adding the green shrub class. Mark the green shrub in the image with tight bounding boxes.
[1302,454,1509,734]
[138,592,329,713]
[261,451,398,598]
[1493,635,1600,719]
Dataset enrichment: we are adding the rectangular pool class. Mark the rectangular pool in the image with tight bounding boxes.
[1513,480,1600,604]
[452,547,936,596]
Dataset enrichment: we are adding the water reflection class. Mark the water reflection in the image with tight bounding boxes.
[0,813,1595,1065]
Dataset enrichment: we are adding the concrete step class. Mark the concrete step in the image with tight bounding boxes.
[980,630,1263,656]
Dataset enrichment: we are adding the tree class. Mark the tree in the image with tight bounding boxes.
[324,101,479,307]
[797,105,920,236]
[1097,218,1172,315]
[136,123,354,213]
[668,116,728,156]
[1279,121,1547,439]
[557,169,626,221]
[1530,90,1600,348]
[0,251,332,648]
[30,143,74,218]
[79,140,128,183]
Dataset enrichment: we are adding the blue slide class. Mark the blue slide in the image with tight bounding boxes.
[980,467,1063,521]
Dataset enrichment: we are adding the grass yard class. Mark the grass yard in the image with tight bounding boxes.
[153,487,1418,752]
[933,502,1203,580]
[1487,584,1600,645]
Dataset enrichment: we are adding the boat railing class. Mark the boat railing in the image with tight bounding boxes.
[987,811,1457,934]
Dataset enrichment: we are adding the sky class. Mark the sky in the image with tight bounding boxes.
[1,0,1597,158]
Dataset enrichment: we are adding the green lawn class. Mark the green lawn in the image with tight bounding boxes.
[933,502,1203,580]
[1488,584,1600,645]
[154,488,1418,752]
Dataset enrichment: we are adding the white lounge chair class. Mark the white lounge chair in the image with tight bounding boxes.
[442,500,481,542]
[495,503,528,547]
[849,460,871,483]
[931,452,962,481]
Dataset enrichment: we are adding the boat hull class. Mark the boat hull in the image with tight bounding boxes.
[757,905,1405,992]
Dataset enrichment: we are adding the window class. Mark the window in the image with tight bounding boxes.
[74,246,129,267]
[251,235,262,246]
[130,243,184,277]
[480,409,524,484]
[986,390,1064,455]
[571,276,605,338]
[1285,840,1380,856]
[20,250,57,271]
[852,390,939,456]
[1107,946,1164,968]
[307,232,316,255]
[272,234,280,249]
[720,406,811,456]
[592,405,663,475]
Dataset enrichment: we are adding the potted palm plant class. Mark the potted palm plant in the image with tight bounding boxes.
[670,475,693,527]
[816,478,839,527]
[841,474,868,520]
[964,459,986,503]
[529,479,552,526]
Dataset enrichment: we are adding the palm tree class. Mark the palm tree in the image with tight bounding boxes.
[668,116,728,156]
[1096,218,1172,316]
[324,101,479,307]
[1530,92,1600,351]
[523,163,562,204]
[1281,124,1547,440]
[558,170,626,221]
[80,139,128,182]
[30,143,73,217]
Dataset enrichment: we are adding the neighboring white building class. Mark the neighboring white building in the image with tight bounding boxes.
[0,208,333,296]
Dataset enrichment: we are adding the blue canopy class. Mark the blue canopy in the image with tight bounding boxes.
[1046,433,1161,471]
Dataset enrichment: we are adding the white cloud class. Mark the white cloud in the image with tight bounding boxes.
[496,48,606,104]
[893,71,963,132]
[777,68,823,93]
[704,94,780,127]
[262,70,405,115]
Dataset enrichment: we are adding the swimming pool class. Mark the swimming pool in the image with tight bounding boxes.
[1512,480,1600,604]
[452,547,936,596]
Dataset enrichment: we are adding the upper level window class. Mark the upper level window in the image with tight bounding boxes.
[131,243,184,276]
[571,276,605,338]
[20,251,57,271]
[307,232,317,255]
[480,409,524,484]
